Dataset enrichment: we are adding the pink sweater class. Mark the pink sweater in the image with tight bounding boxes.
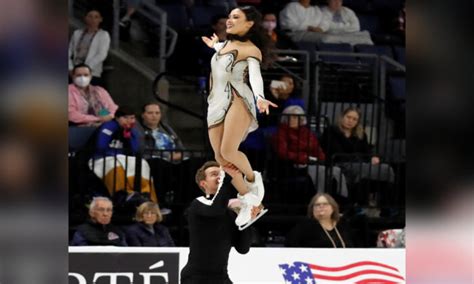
[68,84,118,124]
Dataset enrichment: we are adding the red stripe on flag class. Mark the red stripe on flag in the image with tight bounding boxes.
[313,269,405,281]
[355,278,399,284]
[309,261,400,272]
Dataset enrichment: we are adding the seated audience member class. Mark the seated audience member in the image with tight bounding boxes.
[320,0,373,45]
[286,193,353,247]
[320,107,394,186]
[279,0,329,43]
[89,106,158,203]
[68,63,117,126]
[261,12,295,49]
[137,102,187,162]
[272,106,348,196]
[269,74,305,110]
[137,102,191,206]
[68,9,110,86]
[126,201,175,246]
[260,74,305,128]
[70,197,127,246]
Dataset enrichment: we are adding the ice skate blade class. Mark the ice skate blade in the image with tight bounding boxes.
[238,208,268,231]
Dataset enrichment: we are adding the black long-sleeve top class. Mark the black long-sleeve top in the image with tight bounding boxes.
[180,178,252,283]
[285,217,354,248]
[320,125,373,163]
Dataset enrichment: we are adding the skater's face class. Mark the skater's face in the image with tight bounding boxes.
[142,104,162,128]
[90,200,113,225]
[142,210,158,225]
[313,196,333,220]
[201,166,221,193]
[226,9,254,36]
[341,110,359,130]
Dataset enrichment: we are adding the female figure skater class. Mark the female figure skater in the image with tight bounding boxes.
[202,6,277,230]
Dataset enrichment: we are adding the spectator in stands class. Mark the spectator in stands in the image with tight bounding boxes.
[137,102,190,207]
[261,12,294,49]
[137,102,186,162]
[279,0,329,43]
[260,74,305,127]
[125,201,175,246]
[272,105,348,196]
[198,14,228,75]
[89,106,158,204]
[211,14,228,42]
[68,63,117,126]
[285,193,353,247]
[320,107,394,186]
[269,74,305,110]
[320,0,373,45]
[180,161,261,283]
[68,9,110,86]
[70,197,127,246]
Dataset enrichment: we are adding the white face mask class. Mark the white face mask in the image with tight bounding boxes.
[262,21,277,31]
[74,75,92,88]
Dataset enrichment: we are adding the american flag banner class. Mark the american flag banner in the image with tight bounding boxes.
[279,260,405,283]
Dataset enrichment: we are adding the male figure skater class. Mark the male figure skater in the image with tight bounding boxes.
[180,161,261,283]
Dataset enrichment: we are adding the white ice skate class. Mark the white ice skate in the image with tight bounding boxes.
[235,191,268,231]
[244,171,265,203]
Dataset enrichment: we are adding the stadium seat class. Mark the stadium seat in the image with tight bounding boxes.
[354,44,393,63]
[317,43,357,63]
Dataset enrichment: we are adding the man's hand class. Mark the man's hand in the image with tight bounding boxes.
[222,163,241,178]
[251,205,263,219]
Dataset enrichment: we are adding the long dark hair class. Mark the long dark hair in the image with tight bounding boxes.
[227,6,275,68]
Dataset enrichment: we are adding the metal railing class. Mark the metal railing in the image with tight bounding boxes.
[267,50,311,109]
[69,0,177,73]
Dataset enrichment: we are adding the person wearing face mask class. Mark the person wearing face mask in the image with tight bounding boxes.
[68,63,117,126]
[68,9,110,86]
[261,12,295,49]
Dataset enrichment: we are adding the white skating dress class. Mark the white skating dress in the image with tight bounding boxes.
[207,41,265,139]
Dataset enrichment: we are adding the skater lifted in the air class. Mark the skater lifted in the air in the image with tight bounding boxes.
[201,5,277,230]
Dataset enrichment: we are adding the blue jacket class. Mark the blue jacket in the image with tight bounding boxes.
[125,222,175,247]
[94,120,140,157]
